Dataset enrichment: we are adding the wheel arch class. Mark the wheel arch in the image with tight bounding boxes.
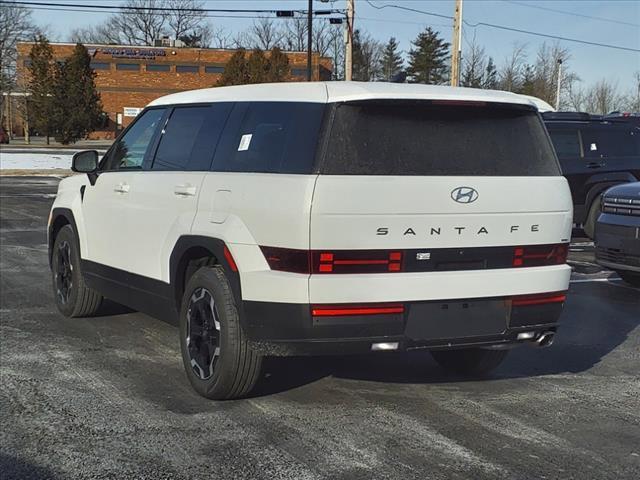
[169,236,242,312]
[48,208,80,268]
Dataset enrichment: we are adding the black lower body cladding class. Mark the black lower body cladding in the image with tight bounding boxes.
[241,297,564,355]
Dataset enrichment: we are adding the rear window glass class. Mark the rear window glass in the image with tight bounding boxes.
[323,101,560,176]
[548,129,581,158]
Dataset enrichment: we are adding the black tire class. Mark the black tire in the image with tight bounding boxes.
[179,266,262,400]
[583,197,602,239]
[618,271,640,288]
[51,224,103,317]
[430,348,508,376]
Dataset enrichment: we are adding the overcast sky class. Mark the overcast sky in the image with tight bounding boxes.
[29,0,640,93]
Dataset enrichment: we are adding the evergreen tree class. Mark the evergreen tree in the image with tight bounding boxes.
[519,64,536,96]
[53,43,103,145]
[482,57,498,89]
[267,47,290,82]
[216,50,247,86]
[406,27,449,85]
[27,35,55,144]
[378,37,403,81]
[246,49,269,84]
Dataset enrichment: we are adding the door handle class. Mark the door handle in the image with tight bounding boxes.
[587,162,605,169]
[114,183,130,193]
[174,184,197,197]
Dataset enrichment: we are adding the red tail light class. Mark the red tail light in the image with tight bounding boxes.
[312,303,404,316]
[313,250,403,274]
[260,246,310,274]
[513,243,568,267]
[512,291,567,306]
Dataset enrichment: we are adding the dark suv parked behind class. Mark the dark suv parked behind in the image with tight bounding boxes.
[543,112,640,237]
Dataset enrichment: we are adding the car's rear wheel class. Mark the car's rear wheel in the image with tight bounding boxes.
[617,271,640,288]
[430,348,508,376]
[583,197,602,239]
[179,266,262,400]
[51,224,103,317]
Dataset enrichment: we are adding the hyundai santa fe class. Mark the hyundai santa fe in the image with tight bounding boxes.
[48,82,573,399]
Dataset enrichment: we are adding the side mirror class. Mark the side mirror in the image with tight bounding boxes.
[71,150,99,173]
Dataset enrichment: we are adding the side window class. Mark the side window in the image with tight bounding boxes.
[152,104,233,171]
[548,128,581,158]
[589,127,639,158]
[212,102,325,174]
[103,109,165,170]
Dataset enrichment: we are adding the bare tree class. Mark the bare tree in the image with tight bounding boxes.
[326,24,345,80]
[498,42,527,92]
[166,0,213,47]
[282,17,307,52]
[246,17,284,50]
[209,26,232,49]
[0,3,37,128]
[583,79,622,114]
[353,29,382,82]
[460,33,488,88]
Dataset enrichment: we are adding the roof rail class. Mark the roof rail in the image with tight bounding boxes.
[541,111,593,121]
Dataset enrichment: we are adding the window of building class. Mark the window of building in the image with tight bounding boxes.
[116,63,140,71]
[213,102,326,174]
[205,65,225,74]
[90,62,110,71]
[176,65,199,73]
[146,64,170,72]
[291,68,307,77]
[152,104,233,171]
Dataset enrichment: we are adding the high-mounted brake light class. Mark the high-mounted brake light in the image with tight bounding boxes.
[512,291,567,307]
[311,303,404,316]
[513,243,568,267]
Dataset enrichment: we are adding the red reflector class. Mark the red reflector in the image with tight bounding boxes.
[312,303,404,316]
[223,245,238,272]
[512,292,567,306]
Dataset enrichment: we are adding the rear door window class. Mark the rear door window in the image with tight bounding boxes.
[212,102,325,174]
[548,128,582,158]
[322,101,560,176]
[152,104,232,171]
[584,126,640,158]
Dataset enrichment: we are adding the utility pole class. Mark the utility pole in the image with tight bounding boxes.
[345,0,354,81]
[307,0,313,81]
[555,59,563,110]
[450,0,463,86]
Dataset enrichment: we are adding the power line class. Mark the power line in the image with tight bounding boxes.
[364,0,640,53]
[1,0,345,15]
[506,1,640,28]
[464,19,640,53]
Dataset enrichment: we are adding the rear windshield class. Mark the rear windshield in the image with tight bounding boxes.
[322,101,560,176]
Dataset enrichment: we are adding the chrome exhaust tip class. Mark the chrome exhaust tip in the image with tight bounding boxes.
[535,331,555,348]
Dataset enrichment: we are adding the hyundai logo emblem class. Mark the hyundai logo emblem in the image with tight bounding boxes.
[451,186,479,204]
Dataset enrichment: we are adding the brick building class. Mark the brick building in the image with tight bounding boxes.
[10,42,332,139]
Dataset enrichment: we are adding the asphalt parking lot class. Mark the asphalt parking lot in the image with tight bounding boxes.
[1,176,638,480]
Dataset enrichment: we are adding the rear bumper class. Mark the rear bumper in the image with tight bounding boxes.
[241,296,564,355]
[595,215,640,273]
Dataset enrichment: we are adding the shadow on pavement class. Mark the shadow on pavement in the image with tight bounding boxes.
[0,454,59,480]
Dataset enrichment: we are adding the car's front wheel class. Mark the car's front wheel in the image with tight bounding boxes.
[430,348,508,376]
[179,266,263,400]
[617,271,640,288]
[51,224,103,317]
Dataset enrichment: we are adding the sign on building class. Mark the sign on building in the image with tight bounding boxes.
[123,107,143,117]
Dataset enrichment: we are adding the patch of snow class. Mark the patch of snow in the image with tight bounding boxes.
[0,151,74,169]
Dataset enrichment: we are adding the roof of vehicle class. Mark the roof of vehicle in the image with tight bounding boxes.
[518,94,555,112]
[542,111,604,122]
[148,81,538,109]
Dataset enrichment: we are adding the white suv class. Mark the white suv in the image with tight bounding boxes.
[48,82,573,399]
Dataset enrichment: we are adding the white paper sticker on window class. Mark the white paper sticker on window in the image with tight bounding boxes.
[238,134,252,151]
[590,143,597,151]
